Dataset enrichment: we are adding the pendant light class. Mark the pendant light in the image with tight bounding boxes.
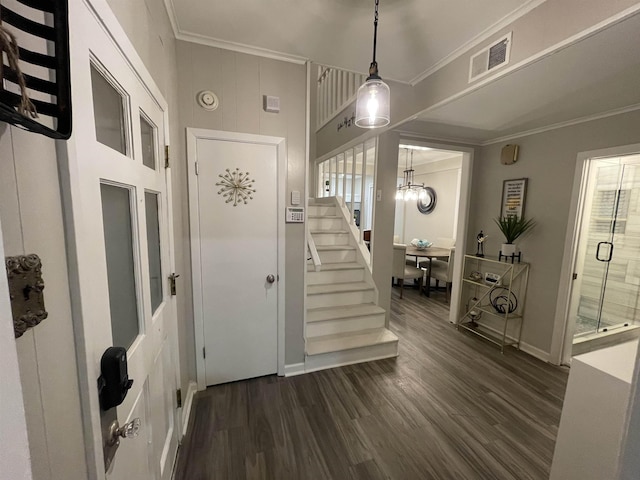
[395,148,426,201]
[355,0,390,129]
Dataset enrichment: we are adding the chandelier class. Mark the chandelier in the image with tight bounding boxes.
[395,148,427,201]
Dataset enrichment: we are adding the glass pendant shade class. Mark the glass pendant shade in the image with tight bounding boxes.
[355,77,390,128]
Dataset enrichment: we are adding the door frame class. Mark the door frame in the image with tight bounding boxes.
[186,128,286,390]
[550,142,640,365]
[59,0,179,477]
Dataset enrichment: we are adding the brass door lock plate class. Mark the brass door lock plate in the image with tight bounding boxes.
[5,254,48,338]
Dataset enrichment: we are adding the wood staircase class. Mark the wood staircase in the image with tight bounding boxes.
[305,197,398,372]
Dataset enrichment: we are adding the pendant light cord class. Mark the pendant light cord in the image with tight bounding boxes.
[372,0,379,64]
[369,0,380,77]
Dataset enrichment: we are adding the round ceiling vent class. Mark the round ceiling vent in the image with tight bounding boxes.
[197,91,219,111]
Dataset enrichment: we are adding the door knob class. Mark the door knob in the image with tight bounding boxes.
[266,274,275,284]
[107,418,141,447]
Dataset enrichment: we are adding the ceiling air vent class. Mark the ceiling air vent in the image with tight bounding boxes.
[469,32,512,83]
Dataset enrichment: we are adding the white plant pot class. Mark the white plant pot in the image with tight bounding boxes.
[501,243,517,256]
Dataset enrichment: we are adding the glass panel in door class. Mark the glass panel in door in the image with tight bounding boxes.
[140,112,156,170]
[90,64,128,155]
[100,183,140,348]
[145,192,163,314]
[598,157,640,331]
[574,155,640,338]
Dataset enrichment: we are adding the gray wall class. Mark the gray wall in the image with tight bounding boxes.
[397,157,462,244]
[176,41,308,365]
[469,109,640,355]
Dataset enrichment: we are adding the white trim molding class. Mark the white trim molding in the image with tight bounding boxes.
[180,381,198,437]
[163,0,306,65]
[284,363,305,377]
[519,342,551,364]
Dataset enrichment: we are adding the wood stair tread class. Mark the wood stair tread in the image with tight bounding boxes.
[306,328,398,356]
[307,303,385,323]
[307,281,372,295]
[306,262,363,272]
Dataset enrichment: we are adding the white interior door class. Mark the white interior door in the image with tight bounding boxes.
[62,2,179,478]
[188,130,285,387]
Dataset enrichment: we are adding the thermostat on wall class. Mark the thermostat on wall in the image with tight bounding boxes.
[286,207,304,223]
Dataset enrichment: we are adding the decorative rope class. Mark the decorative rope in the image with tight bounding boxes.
[0,6,38,118]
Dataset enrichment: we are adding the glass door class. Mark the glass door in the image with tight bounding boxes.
[572,155,640,338]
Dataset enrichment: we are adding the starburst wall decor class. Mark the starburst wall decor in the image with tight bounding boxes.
[215,168,256,206]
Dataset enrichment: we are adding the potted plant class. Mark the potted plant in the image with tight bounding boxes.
[494,215,536,256]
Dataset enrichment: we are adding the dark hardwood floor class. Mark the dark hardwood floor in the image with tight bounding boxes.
[174,287,569,480]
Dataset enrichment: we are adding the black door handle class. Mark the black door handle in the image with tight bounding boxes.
[596,241,614,262]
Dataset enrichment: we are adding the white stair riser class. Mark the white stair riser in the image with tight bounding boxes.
[307,268,364,285]
[306,314,386,337]
[308,205,336,216]
[313,233,350,246]
[307,290,374,309]
[318,249,356,263]
[305,341,398,373]
[309,218,343,230]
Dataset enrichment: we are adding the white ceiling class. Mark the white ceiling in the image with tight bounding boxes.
[409,11,640,144]
[170,0,535,83]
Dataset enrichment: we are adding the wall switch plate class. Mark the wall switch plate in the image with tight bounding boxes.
[263,95,280,113]
[291,190,300,205]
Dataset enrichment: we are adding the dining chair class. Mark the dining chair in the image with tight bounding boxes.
[392,244,424,299]
[425,247,455,302]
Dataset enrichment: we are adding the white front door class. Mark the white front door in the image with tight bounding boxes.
[187,130,285,387]
[62,2,179,478]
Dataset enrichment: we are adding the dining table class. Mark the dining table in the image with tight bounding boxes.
[404,246,451,296]
[405,245,451,265]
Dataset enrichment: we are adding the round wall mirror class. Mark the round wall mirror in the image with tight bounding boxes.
[417,187,437,214]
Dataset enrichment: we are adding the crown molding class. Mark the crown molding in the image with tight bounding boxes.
[175,31,308,65]
[163,0,307,65]
[163,0,180,38]
[408,0,548,86]
[481,103,640,146]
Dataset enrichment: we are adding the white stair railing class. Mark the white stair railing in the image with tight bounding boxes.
[316,66,366,131]
[307,230,321,272]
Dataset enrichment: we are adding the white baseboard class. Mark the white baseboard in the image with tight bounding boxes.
[519,341,551,363]
[284,362,305,377]
[180,381,198,437]
[461,322,551,363]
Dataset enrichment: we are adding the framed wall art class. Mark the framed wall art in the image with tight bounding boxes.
[500,178,528,218]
